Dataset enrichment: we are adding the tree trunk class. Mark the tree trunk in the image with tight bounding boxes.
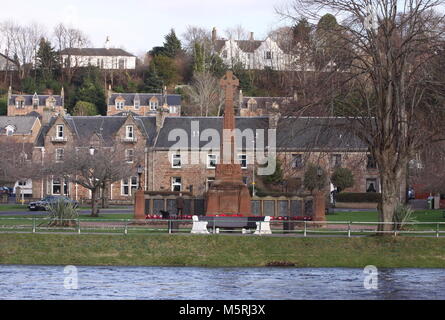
[101,182,109,209]
[91,188,99,217]
[378,167,403,234]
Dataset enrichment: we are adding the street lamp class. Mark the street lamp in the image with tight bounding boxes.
[252,139,256,197]
[136,164,143,190]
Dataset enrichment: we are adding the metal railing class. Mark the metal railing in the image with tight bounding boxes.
[0,217,443,237]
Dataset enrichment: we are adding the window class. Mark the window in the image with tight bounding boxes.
[55,148,64,162]
[331,154,341,168]
[207,154,217,169]
[366,179,379,193]
[238,154,247,169]
[206,177,215,191]
[116,101,124,110]
[134,99,140,110]
[126,125,134,139]
[122,177,138,196]
[125,149,134,163]
[222,50,228,58]
[119,58,126,69]
[367,155,377,169]
[52,178,68,195]
[18,180,27,186]
[171,177,182,192]
[172,154,181,168]
[32,96,39,109]
[265,51,272,59]
[16,99,24,109]
[56,125,64,139]
[149,98,159,111]
[242,176,248,185]
[169,106,177,113]
[292,154,304,169]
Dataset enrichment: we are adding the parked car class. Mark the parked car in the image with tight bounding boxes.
[0,187,10,195]
[28,196,79,211]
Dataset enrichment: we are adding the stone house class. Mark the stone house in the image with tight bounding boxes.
[7,87,66,121]
[30,113,379,203]
[107,88,181,116]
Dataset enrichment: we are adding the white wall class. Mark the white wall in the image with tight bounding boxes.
[62,55,136,70]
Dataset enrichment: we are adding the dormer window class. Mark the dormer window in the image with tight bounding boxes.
[47,97,56,109]
[15,97,25,109]
[247,98,257,110]
[126,125,134,139]
[134,98,140,110]
[116,100,124,110]
[149,97,159,111]
[32,95,39,109]
[56,125,64,139]
[5,125,15,136]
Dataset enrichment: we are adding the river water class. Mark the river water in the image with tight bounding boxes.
[0,265,444,300]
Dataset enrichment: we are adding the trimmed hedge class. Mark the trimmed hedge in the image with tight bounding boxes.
[336,192,381,203]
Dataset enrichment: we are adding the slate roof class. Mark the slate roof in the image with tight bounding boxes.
[109,93,181,106]
[214,39,262,53]
[9,94,63,106]
[35,115,368,151]
[0,116,39,134]
[60,48,135,57]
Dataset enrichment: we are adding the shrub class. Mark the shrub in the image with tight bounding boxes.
[46,199,79,227]
[393,204,414,230]
[331,167,354,192]
[303,164,327,193]
[335,192,381,203]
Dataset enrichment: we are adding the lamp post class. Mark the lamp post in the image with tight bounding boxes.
[137,164,143,190]
[252,139,256,197]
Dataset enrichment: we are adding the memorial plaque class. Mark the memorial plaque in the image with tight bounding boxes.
[264,200,275,216]
[290,200,302,217]
[251,200,261,216]
[153,199,164,215]
[278,200,289,216]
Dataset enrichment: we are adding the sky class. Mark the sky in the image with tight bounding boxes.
[1,0,291,57]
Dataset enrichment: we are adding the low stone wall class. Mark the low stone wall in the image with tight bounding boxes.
[335,202,378,209]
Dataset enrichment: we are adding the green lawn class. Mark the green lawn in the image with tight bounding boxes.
[0,204,29,211]
[0,233,444,268]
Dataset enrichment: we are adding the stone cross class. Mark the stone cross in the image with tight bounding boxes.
[220,71,239,164]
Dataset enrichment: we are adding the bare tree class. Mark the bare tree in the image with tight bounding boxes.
[224,24,250,40]
[181,25,212,53]
[278,0,445,232]
[184,71,224,116]
[47,145,135,217]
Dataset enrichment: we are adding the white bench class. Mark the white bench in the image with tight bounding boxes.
[253,216,272,235]
[191,215,210,234]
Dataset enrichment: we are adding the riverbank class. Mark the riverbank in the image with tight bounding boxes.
[0,234,444,268]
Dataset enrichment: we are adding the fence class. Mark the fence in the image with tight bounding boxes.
[0,217,444,237]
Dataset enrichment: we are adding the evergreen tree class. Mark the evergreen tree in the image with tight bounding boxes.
[36,38,59,81]
[192,42,205,73]
[142,64,163,92]
[163,29,183,58]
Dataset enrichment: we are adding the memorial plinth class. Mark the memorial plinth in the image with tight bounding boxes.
[205,71,252,216]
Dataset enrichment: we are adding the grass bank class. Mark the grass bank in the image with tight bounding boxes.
[0,233,444,268]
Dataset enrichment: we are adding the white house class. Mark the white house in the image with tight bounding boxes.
[60,38,136,70]
[212,29,295,71]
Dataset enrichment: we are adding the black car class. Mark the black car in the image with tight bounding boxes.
[28,196,79,211]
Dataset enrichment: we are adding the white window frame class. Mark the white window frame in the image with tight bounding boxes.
[116,101,124,110]
[32,97,39,109]
[172,154,182,168]
[238,154,247,169]
[292,154,303,168]
[56,125,64,139]
[206,177,215,191]
[16,100,24,109]
[52,178,68,196]
[121,176,138,196]
[125,125,134,139]
[149,100,159,111]
[134,99,140,110]
[171,177,182,192]
[207,154,217,169]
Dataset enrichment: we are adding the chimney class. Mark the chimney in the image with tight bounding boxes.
[42,109,52,125]
[269,113,281,129]
[61,87,65,107]
[156,108,166,131]
[250,32,254,41]
[212,27,217,43]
